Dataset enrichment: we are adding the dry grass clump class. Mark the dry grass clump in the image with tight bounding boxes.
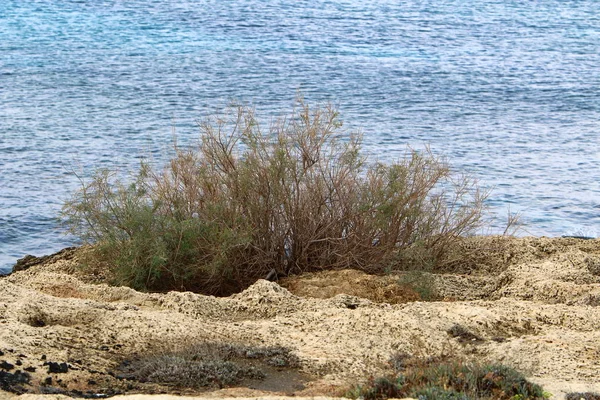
[584,256,600,276]
[566,393,600,400]
[118,342,299,389]
[62,99,486,295]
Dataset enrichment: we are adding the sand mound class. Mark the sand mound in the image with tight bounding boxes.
[1,237,600,399]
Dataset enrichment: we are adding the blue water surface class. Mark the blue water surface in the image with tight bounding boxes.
[1,0,599,273]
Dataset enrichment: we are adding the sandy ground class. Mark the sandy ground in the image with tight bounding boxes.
[1,236,600,399]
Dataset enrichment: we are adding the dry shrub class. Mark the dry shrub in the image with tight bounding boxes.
[62,99,486,294]
[566,393,600,400]
[584,256,600,276]
[118,342,299,389]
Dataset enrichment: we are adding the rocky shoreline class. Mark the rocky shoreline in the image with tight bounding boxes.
[1,236,600,399]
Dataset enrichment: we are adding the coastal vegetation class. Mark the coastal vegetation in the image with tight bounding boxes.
[62,99,486,295]
[118,342,301,390]
[347,356,551,400]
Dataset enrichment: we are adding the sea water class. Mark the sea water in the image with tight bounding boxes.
[1,0,599,273]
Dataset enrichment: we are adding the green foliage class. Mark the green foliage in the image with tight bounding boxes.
[397,270,440,301]
[63,99,486,294]
[353,377,405,400]
[347,360,548,400]
[413,386,470,400]
[63,168,251,292]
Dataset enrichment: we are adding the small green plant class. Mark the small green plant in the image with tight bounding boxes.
[352,376,405,400]
[397,270,439,301]
[412,386,470,400]
[347,358,549,400]
[63,98,487,294]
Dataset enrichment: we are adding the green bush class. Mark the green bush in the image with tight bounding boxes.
[397,270,440,301]
[63,99,486,294]
[348,360,549,400]
[349,376,405,400]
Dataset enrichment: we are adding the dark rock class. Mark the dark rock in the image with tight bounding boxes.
[24,367,36,373]
[41,355,46,360]
[47,362,69,373]
[265,269,278,281]
[0,351,3,356]
[44,376,52,385]
[12,247,78,274]
[12,255,39,273]
[40,386,60,394]
[447,323,483,343]
[15,360,22,366]
[116,373,136,381]
[0,361,14,370]
[339,297,360,309]
[0,370,31,394]
[29,316,46,328]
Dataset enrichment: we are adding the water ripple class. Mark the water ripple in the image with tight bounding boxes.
[1,0,599,273]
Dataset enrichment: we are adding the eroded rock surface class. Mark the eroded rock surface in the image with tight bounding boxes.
[1,236,599,399]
